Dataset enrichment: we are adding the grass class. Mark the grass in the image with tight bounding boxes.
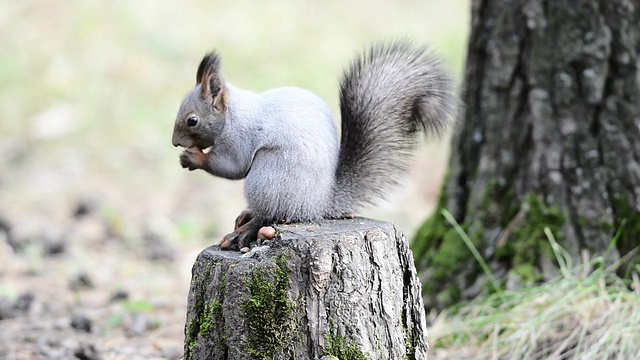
[429,219,640,359]
[442,209,505,301]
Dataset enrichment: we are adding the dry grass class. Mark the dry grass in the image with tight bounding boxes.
[430,266,640,359]
[429,222,640,360]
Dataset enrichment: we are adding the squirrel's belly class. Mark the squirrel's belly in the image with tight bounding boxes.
[243,148,336,222]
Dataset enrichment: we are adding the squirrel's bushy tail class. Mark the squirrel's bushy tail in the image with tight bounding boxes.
[332,41,459,215]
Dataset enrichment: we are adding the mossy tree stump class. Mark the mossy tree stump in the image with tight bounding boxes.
[184,218,428,360]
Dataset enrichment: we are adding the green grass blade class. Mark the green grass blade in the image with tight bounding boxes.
[441,209,505,301]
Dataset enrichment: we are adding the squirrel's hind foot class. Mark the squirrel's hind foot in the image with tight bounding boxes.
[234,209,254,230]
[218,216,266,252]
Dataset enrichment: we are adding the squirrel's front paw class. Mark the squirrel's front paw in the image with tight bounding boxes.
[180,146,206,171]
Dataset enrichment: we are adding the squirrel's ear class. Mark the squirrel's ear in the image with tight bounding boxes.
[196,52,219,85]
[197,52,228,112]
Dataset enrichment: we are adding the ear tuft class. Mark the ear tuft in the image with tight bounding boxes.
[196,51,227,112]
[196,51,221,85]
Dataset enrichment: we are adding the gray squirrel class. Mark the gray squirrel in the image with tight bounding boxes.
[172,41,458,251]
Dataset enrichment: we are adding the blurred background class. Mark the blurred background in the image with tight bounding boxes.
[0,0,469,358]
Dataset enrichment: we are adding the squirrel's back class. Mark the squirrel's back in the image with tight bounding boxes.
[238,85,340,222]
[330,41,459,217]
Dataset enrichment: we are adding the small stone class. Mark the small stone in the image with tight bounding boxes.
[143,232,176,262]
[4,224,24,253]
[109,289,129,302]
[37,336,64,358]
[127,312,150,336]
[0,297,14,320]
[240,247,251,253]
[43,239,66,255]
[0,292,34,319]
[14,292,34,312]
[69,272,93,290]
[162,346,183,360]
[73,199,95,219]
[42,229,66,256]
[70,314,92,332]
[0,217,22,252]
[74,342,101,360]
[0,216,11,234]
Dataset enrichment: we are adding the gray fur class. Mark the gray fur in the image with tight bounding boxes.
[172,41,458,224]
[332,41,459,216]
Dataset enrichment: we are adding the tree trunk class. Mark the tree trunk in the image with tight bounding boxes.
[184,218,428,360]
[413,0,640,310]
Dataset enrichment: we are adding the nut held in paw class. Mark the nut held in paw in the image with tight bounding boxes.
[257,226,276,240]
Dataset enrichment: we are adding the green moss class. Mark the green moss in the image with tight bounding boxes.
[399,307,419,359]
[481,180,519,225]
[401,309,415,359]
[199,299,224,336]
[209,299,227,349]
[184,299,204,355]
[220,274,227,293]
[437,286,463,308]
[186,317,198,352]
[404,332,414,359]
[512,263,542,285]
[325,334,370,360]
[411,194,448,261]
[211,299,223,322]
[507,194,565,264]
[402,326,416,359]
[415,186,573,307]
[611,196,640,253]
[609,196,640,275]
[431,228,471,281]
[241,254,299,360]
[199,303,213,336]
[185,297,227,356]
[412,177,476,307]
[184,261,229,359]
[414,211,477,306]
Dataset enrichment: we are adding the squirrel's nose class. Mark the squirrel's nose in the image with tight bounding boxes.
[171,133,181,148]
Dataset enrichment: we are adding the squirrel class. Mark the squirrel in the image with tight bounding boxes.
[172,41,458,251]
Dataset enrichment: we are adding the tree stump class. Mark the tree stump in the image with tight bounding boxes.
[183,218,428,360]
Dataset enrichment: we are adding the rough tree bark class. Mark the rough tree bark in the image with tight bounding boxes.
[413,0,640,309]
[184,218,428,360]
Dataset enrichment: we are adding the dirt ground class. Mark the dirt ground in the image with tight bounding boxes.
[0,193,195,359]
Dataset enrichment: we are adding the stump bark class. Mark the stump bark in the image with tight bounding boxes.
[183,218,428,360]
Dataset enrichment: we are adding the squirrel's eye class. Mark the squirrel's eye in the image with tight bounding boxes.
[186,116,198,127]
